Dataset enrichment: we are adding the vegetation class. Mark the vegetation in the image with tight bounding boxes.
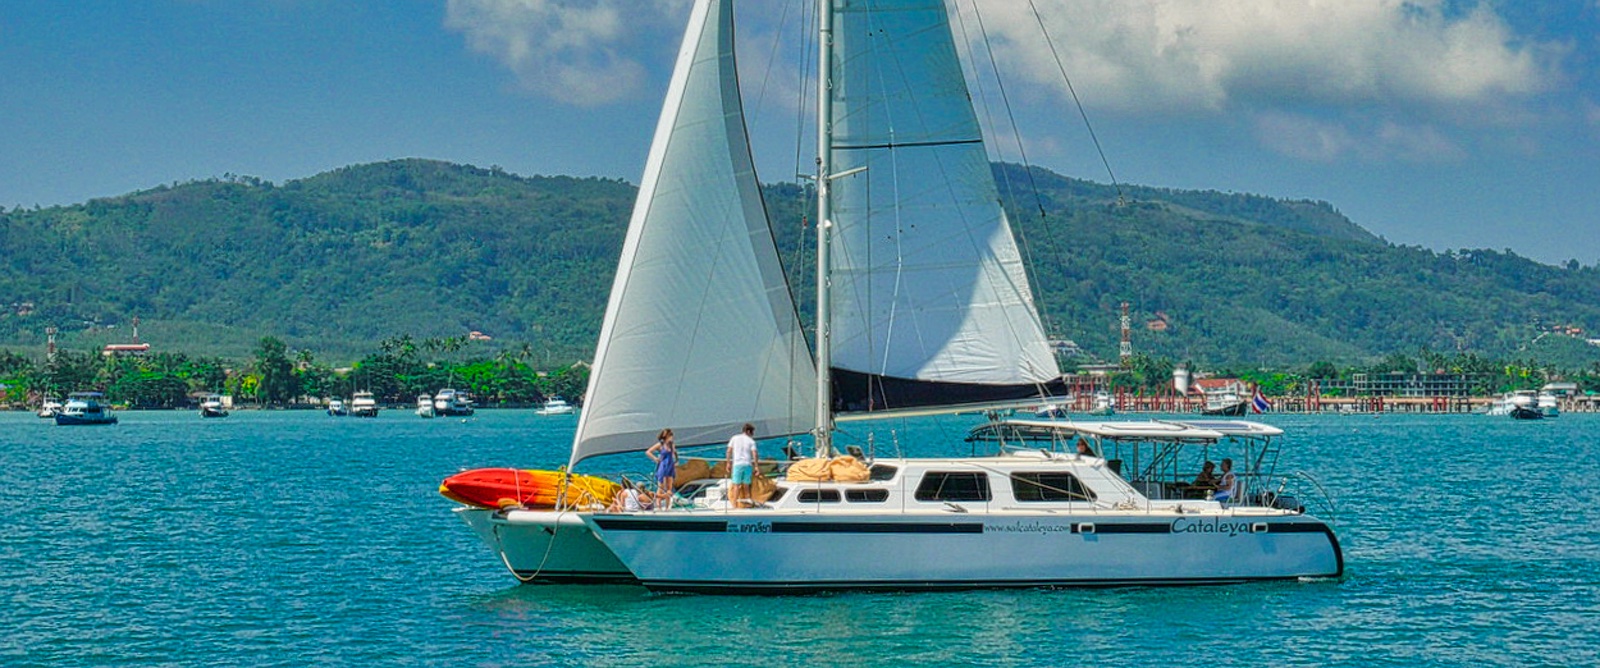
[2,158,1598,407]
[0,334,588,409]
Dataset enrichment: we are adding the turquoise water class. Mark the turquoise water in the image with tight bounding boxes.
[2,409,1596,666]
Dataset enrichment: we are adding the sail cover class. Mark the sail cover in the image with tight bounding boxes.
[570,0,816,465]
[827,0,1061,412]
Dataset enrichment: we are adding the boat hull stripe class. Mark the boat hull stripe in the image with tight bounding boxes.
[771,522,982,534]
[592,518,728,532]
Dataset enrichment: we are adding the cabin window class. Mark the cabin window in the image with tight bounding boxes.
[677,482,708,500]
[767,487,788,502]
[1011,472,1096,502]
[914,472,991,502]
[845,488,889,503]
[797,489,841,503]
[869,464,899,481]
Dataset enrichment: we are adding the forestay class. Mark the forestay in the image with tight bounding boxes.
[826,0,1060,413]
[569,0,816,466]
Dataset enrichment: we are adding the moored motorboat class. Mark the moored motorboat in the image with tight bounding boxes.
[351,391,379,417]
[55,392,118,426]
[433,389,475,416]
[415,394,436,418]
[199,394,228,418]
[327,398,348,417]
[1506,390,1542,420]
[534,397,575,416]
[37,397,63,418]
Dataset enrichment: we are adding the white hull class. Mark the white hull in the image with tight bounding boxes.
[587,509,1341,592]
[455,508,632,583]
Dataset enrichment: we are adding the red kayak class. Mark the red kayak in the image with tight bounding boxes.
[439,468,619,509]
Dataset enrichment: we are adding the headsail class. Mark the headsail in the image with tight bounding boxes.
[570,0,817,466]
[826,0,1061,413]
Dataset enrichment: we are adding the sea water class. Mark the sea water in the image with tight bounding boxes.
[1,409,1596,666]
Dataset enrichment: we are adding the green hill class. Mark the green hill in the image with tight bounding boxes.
[2,158,1596,369]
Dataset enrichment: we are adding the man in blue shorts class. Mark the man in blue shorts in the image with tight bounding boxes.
[726,423,758,509]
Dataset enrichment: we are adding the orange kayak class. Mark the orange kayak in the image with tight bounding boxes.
[439,468,620,509]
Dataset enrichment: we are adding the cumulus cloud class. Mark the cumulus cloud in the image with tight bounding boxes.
[445,0,688,106]
[968,0,1558,114]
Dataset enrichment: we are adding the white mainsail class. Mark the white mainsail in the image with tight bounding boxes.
[569,0,816,465]
[825,0,1060,413]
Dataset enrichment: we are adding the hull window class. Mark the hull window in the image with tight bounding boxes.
[915,472,991,503]
[1011,472,1096,502]
[844,489,889,503]
[797,489,842,503]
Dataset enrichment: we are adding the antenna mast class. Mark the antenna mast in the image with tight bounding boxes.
[1119,301,1132,368]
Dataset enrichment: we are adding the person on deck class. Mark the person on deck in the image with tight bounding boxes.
[726,423,758,509]
[1213,458,1238,504]
[646,428,678,504]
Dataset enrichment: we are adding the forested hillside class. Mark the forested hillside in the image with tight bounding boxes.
[2,158,1597,369]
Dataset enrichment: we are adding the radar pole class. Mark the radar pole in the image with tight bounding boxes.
[1119,301,1132,368]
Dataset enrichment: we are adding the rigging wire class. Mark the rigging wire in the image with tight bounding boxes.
[960,0,1068,389]
[1025,0,1124,204]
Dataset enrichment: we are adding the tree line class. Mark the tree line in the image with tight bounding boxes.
[0,335,588,409]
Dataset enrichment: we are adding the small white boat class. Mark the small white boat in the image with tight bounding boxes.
[1537,392,1559,418]
[37,397,63,418]
[55,392,118,426]
[535,397,575,416]
[199,394,228,418]
[415,394,436,418]
[327,398,348,417]
[351,391,379,417]
[433,389,475,416]
[1088,391,1116,416]
[1505,391,1542,420]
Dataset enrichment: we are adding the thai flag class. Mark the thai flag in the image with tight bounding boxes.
[1251,388,1272,414]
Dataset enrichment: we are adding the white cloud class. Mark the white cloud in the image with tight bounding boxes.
[967,0,1559,115]
[445,0,688,106]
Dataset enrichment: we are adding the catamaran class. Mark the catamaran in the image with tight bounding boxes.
[451,0,1342,591]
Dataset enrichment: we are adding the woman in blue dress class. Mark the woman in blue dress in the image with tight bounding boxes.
[646,428,678,503]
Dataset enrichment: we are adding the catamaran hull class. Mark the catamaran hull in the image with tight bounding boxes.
[587,512,1342,593]
[455,508,634,584]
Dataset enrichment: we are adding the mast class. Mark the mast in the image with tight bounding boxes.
[813,0,836,457]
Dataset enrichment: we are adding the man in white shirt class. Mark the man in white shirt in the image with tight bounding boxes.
[726,423,758,509]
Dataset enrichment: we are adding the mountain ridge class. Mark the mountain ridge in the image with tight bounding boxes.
[2,158,1596,369]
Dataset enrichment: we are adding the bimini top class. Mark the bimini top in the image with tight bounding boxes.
[967,418,1283,443]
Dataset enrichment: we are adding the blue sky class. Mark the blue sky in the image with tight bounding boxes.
[3,1,1598,266]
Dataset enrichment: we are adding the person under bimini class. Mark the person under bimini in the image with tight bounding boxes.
[726,423,758,509]
[646,428,678,504]
[1213,458,1238,504]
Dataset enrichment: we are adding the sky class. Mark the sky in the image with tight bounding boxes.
[3,0,1599,267]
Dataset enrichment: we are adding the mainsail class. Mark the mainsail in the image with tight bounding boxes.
[569,0,816,465]
[826,0,1061,412]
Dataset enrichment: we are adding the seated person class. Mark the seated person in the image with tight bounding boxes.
[608,480,653,512]
[1184,461,1218,499]
[1213,458,1238,503]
